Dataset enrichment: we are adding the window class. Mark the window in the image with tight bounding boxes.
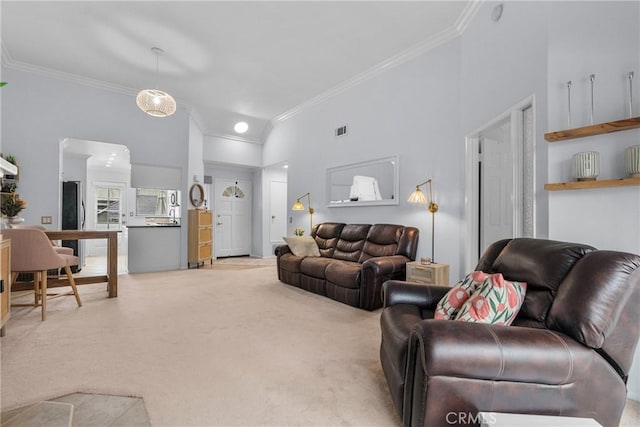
[96,187,121,230]
[135,188,168,216]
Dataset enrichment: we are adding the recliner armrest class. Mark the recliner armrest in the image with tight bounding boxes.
[408,320,594,384]
[382,280,449,309]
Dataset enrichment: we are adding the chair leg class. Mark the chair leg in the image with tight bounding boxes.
[64,266,82,307]
[34,271,41,305]
[41,270,47,321]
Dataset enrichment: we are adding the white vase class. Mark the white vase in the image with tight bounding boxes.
[4,216,24,228]
[625,145,640,178]
[572,151,600,181]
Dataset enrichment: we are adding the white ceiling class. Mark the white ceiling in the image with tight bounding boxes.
[2,1,477,143]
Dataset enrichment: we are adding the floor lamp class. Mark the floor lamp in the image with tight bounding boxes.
[291,192,314,234]
[408,179,438,262]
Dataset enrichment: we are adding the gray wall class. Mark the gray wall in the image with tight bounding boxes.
[1,67,191,268]
[262,0,640,399]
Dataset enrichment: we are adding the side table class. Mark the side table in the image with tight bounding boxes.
[405,261,449,286]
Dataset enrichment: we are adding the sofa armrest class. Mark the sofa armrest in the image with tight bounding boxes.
[362,255,409,276]
[382,280,449,309]
[274,244,291,257]
[359,255,409,310]
[408,320,594,384]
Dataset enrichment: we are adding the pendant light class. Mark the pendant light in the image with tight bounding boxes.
[136,47,176,117]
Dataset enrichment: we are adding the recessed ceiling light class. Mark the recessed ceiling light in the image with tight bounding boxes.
[283,165,289,169]
[234,122,249,134]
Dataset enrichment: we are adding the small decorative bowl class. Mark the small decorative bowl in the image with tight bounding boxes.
[572,151,600,181]
[625,145,640,178]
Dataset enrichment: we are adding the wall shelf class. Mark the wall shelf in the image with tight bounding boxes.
[545,117,640,142]
[544,177,640,191]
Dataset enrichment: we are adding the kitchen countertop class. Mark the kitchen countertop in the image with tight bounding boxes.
[126,224,181,228]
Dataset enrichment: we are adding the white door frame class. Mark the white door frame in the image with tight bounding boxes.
[464,95,535,271]
[213,178,252,258]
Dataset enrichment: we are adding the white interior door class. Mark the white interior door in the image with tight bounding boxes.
[270,180,287,243]
[465,96,534,272]
[214,179,252,257]
[480,124,513,254]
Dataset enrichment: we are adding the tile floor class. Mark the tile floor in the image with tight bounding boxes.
[1,393,150,427]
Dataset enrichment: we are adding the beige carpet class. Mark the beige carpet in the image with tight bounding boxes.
[2,267,639,426]
[0,267,399,426]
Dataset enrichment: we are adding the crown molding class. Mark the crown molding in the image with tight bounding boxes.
[3,50,139,97]
[273,25,461,123]
[188,108,207,135]
[205,131,262,146]
[259,121,274,144]
[456,0,483,33]
[273,1,483,125]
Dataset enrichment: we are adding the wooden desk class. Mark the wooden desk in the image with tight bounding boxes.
[45,230,119,298]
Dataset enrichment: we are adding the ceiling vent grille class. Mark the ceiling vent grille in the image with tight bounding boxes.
[335,125,348,137]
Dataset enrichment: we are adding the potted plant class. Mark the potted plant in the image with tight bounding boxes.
[1,194,27,226]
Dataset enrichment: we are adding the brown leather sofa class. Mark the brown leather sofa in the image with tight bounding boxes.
[275,223,419,310]
[380,238,640,427]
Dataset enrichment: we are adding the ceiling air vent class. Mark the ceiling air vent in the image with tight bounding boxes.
[335,125,348,137]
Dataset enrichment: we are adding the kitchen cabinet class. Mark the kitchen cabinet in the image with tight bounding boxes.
[188,209,213,268]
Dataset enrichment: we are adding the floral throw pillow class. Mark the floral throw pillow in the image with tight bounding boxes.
[454,273,527,326]
[434,271,489,320]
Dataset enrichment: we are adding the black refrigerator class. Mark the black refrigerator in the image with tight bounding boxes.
[61,181,85,272]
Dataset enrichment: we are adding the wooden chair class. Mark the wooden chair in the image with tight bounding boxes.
[1,228,81,321]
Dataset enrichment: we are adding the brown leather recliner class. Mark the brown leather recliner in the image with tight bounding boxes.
[380,238,640,427]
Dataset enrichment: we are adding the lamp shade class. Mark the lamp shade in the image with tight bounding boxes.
[136,89,177,117]
[407,187,427,204]
[291,200,305,211]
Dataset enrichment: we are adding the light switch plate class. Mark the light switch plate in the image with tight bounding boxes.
[41,216,52,224]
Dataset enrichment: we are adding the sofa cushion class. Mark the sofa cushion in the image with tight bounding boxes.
[300,257,335,279]
[312,222,345,257]
[490,238,594,322]
[283,236,321,257]
[359,224,403,263]
[435,271,488,320]
[454,273,527,325]
[325,260,362,289]
[333,224,370,262]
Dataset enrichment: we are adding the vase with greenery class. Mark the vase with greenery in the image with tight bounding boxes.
[1,194,27,218]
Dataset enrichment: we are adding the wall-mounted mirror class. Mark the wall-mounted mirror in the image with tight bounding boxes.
[189,183,205,208]
[326,155,398,207]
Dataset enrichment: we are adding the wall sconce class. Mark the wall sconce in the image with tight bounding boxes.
[291,192,314,234]
[408,179,439,262]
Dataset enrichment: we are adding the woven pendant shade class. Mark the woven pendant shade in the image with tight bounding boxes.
[137,47,176,117]
[136,89,176,117]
